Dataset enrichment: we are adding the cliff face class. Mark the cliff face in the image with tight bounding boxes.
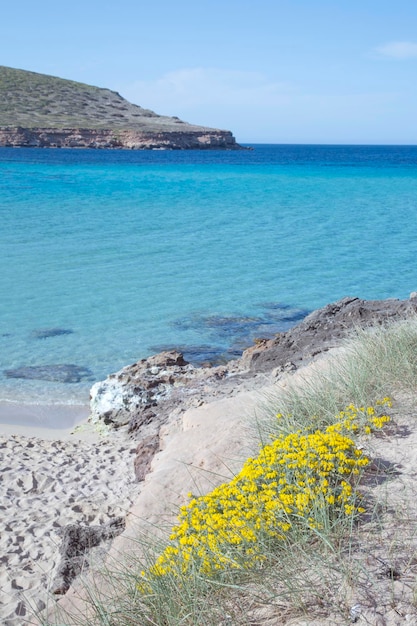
[0,126,239,150]
[0,66,242,150]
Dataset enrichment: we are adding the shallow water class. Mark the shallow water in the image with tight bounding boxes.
[1,144,417,406]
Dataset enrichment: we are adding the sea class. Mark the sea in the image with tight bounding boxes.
[1,143,417,408]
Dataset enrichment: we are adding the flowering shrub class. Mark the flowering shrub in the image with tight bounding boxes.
[141,399,391,584]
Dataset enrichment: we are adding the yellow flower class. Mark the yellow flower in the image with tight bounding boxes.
[139,399,391,586]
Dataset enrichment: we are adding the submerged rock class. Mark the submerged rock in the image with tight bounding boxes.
[169,305,310,354]
[4,364,93,383]
[30,328,74,339]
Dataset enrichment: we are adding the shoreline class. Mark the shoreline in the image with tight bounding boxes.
[0,402,90,431]
[3,295,417,625]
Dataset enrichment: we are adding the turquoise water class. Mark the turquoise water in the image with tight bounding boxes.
[1,144,417,405]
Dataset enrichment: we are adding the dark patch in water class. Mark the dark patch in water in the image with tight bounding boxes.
[257,302,310,324]
[169,303,310,357]
[31,328,74,339]
[172,315,264,341]
[4,364,93,383]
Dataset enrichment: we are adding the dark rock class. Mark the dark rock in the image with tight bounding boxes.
[128,407,158,434]
[242,296,417,373]
[90,351,193,428]
[134,434,160,481]
[51,518,125,595]
[4,364,93,383]
[30,328,74,339]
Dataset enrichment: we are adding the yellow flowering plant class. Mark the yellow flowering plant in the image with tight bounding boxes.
[139,399,391,587]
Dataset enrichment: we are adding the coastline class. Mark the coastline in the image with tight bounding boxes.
[3,295,417,625]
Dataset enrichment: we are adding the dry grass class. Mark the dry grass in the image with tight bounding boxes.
[0,65,202,131]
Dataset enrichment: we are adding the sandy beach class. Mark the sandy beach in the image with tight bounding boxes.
[0,406,141,626]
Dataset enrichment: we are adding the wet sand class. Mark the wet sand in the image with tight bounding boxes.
[0,403,90,432]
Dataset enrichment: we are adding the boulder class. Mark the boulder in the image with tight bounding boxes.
[89,351,193,428]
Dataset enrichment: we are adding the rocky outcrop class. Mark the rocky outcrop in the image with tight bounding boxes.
[241,295,417,372]
[90,295,417,484]
[0,127,240,150]
[89,350,228,431]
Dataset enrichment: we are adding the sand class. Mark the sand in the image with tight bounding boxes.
[48,356,417,626]
[3,352,417,626]
[0,407,141,626]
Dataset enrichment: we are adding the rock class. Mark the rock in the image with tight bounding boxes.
[0,127,241,150]
[51,518,125,595]
[241,296,417,373]
[4,364,93,383]
[30,328,74,339]
[149,343,236,366]
[89,296,417,485]
[89,351,193,429]
[134,434,160,481]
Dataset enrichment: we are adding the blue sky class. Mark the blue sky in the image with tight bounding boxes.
[2,0,417,144]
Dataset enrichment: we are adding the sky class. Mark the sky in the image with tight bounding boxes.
[2,0,417,144]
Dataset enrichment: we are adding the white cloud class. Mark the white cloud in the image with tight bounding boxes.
[375,41,417,59]
[120,68,293,115]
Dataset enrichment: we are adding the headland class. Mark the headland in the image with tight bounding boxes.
[0,66,241,150]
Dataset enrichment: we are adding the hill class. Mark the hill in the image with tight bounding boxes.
[0,66,240,149]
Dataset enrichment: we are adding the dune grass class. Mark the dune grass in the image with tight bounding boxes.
[42,317,417,625]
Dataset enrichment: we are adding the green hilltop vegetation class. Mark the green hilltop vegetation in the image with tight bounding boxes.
[0,65,209,132]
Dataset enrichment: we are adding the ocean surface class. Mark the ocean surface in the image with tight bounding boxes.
[1,144,417,408]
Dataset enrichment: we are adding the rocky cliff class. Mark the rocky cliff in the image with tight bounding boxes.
[0,66,241,149]
[0,126,238,150]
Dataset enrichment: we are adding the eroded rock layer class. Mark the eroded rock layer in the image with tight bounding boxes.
[0,127,239,149]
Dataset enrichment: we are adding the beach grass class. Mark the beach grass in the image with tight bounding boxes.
[41,317,417,625]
